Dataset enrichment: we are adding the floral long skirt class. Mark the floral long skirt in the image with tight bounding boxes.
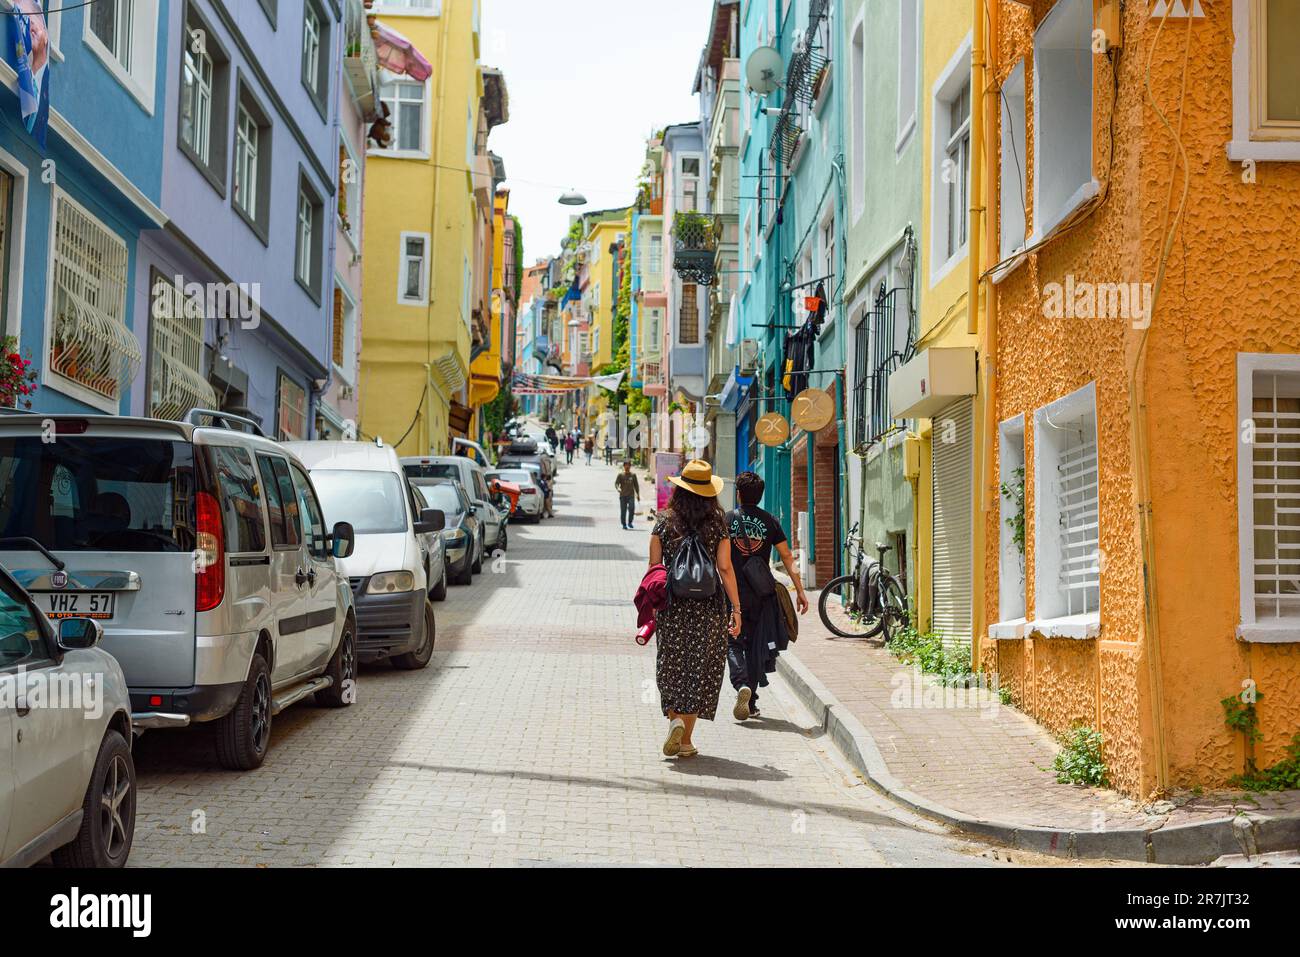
[655,595,729,720]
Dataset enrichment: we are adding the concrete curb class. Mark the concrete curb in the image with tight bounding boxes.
[776,650,1300,865]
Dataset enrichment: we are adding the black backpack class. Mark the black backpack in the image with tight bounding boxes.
[669,531,718,600]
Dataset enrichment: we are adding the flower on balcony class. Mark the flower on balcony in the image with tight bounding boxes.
[0,336,39,410]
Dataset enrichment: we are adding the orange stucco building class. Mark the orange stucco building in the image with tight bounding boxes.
[979,0,1300,797]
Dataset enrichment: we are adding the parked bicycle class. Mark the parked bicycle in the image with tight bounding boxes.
[818,524,909,640]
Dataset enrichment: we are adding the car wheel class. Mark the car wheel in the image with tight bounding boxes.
[431,566,448,601]
[315,619,357,708]
[498,526,508,552]
[215,652,272,770]
[50,729,135,868]
[471,536,484,574]
[392,600,435,670]
[452,549,473,585]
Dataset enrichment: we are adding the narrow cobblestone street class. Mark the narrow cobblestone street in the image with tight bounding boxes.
[129,459,1020,867]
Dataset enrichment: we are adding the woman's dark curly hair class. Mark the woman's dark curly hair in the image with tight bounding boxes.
[663,483,726,542]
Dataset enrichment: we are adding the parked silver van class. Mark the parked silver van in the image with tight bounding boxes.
[0,411,358,770]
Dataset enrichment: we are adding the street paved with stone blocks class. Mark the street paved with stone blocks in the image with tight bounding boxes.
[130,456,1025,867]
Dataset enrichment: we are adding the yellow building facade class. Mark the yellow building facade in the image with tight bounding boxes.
[361,1,483,456]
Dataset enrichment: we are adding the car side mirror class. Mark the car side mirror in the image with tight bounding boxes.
[415,508,445,534]
[58,617,103,651]
[331,521,355,559]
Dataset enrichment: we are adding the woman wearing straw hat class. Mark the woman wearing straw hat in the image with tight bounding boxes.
[648,460,743,758]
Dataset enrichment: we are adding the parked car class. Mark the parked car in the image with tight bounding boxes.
[0,411,358,771]
[285,441,444,669]
[401,455,508,554]
[411,480,480,586]
[0,565,136,867]
[487,468,544,522]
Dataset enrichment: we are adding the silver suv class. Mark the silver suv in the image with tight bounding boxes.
[0,410,358,770]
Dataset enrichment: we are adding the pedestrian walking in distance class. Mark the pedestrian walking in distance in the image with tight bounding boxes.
[649,460,742,758]
[615,460,640,529]
[584,434,595,465]
[564,432,576,464]
[726,471,809,720]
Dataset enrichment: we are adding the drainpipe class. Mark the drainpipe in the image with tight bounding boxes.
[967,0,987,668]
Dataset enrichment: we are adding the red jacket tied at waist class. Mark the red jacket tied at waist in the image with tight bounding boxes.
[633,563,668,644]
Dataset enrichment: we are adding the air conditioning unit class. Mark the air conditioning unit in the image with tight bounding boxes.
[739,338,761,376]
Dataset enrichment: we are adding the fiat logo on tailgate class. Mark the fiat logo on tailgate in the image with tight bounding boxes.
[50,570,69,589]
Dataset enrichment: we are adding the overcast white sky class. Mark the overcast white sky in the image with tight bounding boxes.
[481,0,713,262]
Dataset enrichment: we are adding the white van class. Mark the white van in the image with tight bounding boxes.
[286,441,444,670]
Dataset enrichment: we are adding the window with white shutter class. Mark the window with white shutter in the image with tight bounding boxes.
[1032,382,1100,626]
[48,190,142,409]
[148,272,216,420]
[1250,370,1300,621]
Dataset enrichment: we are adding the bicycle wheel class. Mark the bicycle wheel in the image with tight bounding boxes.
[878,575,909,640]
[818,574,887,639]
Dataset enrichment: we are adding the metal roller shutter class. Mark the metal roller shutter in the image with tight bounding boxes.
[931,398,973,648]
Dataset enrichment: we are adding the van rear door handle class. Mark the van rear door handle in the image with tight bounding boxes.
[295,568,309,587]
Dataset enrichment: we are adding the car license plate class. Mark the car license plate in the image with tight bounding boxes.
[39,591,115,620]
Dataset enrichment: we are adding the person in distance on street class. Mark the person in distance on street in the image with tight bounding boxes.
[649,460,743,758]
[615,460,640,529]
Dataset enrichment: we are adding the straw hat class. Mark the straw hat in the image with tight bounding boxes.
[668,459,724,498]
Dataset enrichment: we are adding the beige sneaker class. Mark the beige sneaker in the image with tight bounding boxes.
[662,718,685,756]
[733,687,752,721]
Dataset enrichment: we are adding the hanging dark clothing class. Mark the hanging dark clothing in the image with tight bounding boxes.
[782,321,816,396]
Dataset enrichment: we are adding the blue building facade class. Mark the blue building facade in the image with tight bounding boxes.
[0,1,342,440]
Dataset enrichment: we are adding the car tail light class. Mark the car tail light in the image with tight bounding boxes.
[522,488,537,495]
[195,491,225,612]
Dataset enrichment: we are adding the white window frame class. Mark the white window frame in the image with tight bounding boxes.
[896,0,919,152]
[181,33,214,165]
[302,2,322,96]
[998,59,1028,264]
[334,276,359,384]
[1237,353,1300,641]
[296,191,315,288]
[1229,0,1300,163]
[83,0,159,114]
[992,414,1028,636]
[929,35,972,288]
[1031,382,1100,638]
[233,104,259,221]
[42,187,141,413]
[40,1,64,61]
[373,74,430,159]
[817,206,835,337]
[339,131,362,250]
[1030,0,1099,246]
[397,230,430,305]
[0,146,29,341]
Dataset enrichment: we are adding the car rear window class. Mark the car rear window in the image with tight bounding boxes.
[414,483,464,520]
[404,463,459,481]
[0,436,196,553]
[490,471,533,484]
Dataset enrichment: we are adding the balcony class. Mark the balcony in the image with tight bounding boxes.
[343,0,380,120]
[672,211,722,286]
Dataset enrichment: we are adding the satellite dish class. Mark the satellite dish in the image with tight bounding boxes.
[744,45,784,97]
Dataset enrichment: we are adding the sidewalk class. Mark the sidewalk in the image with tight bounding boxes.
[777,583,1300,864]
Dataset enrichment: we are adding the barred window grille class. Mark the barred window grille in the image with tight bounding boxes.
[852,312,870,448]
[148,274,216,421]
[49,192,141,403]
[679,283,699,344]
[1055,413,1100,616]
[1252,376,1300,619]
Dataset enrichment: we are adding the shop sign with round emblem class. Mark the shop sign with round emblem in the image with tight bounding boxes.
[756,412,790,447]
[791,389,835,432]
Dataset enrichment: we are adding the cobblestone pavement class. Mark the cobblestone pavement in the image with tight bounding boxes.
[130,457,1034,867]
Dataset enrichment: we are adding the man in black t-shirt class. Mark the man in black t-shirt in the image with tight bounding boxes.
[726,472,809,719]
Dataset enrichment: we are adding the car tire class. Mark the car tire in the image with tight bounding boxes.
[471,536,484,574]
[214,652,273,771]
[431,566,448,601]
[452,551,473,586]
[498,527,508,552]
[392,600,435,671]
[315,620,357,708]
[50,729,135,868]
